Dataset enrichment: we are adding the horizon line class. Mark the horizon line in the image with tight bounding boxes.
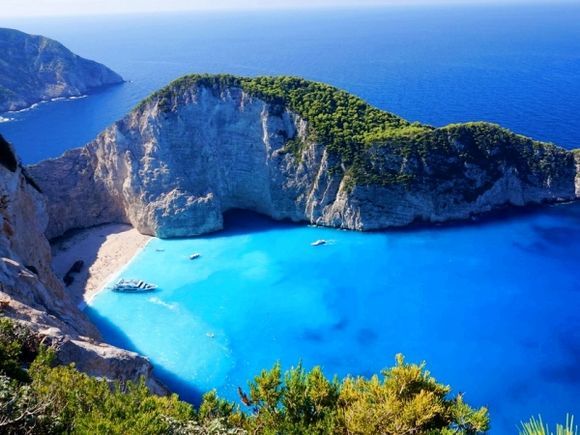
[1,0,577,19]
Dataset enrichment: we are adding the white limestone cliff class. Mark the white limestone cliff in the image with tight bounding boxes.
[30,82,579,240]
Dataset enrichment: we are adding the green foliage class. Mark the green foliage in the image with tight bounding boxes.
[238,362,341,434]
[0,317,35,382]
[1,374,56,434]
[134,74,576,194]
[199,355,489,434]
[338,354,488,434]
[0,320,53,433]
[31,364,195,434]
[240,76,410,165]
[520,415,578,435]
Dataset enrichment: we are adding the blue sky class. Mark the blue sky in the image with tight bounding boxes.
[1,0,577,17]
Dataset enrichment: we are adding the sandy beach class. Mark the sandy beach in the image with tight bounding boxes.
[51,224,151,308]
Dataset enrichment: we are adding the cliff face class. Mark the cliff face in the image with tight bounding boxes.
[30,76,579,239]
[0,28,123,112]
[0,135,163,392]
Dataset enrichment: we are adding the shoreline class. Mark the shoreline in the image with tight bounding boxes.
[51,224,152,309]
[2,80,126,117]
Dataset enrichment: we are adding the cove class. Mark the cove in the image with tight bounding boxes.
[86,205,580,434]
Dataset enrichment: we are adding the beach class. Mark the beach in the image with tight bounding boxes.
[51,224,151,308]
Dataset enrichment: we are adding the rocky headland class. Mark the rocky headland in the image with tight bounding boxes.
[0,28,123,113]
[29,75,580,240]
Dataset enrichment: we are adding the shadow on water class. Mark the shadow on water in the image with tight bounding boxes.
[208,202,580,239]
[84,305,206,405]
[513,218,580,258]
[531,224,580,247]
[540,325,580,387]
[382,201,580,235]
[215,209,302,238]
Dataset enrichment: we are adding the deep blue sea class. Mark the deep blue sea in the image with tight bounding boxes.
[1,4,579,433]
[2,4,580,162]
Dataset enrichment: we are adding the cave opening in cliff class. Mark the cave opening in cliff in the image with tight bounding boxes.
[220,208,301,236]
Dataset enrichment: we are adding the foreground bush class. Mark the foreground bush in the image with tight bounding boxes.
[199,357,489,434]
[1,317,491,434]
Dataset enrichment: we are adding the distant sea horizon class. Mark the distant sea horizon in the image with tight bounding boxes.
[1,3,580,163]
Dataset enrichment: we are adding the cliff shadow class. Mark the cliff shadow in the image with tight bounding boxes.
[206,209,303,239]
[376,200,580,236]
[215,202,580,240]
[84,305,206,405]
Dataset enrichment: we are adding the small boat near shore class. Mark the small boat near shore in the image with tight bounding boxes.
[311,239,327,246]
[111,279,157,293]
[189,253,201,260]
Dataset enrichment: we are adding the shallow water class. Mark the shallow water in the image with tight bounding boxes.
[87,205,580,433]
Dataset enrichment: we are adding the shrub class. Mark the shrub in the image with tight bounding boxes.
[201,355,489,434]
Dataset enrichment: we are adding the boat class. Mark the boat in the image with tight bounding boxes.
[310,239,327,246]
[189,253,201,260]
[111,279,157,293]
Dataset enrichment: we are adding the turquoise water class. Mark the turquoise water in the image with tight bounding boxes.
[2,4,578,432]
[87,206,580,433]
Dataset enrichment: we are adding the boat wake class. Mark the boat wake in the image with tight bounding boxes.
[148,296,177,311]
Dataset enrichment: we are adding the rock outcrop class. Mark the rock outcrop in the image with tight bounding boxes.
[29,75,579,239]
[0,28,123,113]
[0,135,163,393]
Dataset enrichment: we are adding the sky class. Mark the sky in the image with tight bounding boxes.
[0,0,577,17]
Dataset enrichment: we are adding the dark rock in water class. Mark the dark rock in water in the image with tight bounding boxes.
[69,260,84,274]
[63,274,74,287]
[0,28,124,113]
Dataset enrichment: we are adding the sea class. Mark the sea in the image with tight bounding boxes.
[1,4,579,433]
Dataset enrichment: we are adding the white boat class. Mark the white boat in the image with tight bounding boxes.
[112,279,157,293]
[189,253,201,260]
[311,239,327,247]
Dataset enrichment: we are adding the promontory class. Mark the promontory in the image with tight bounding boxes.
[0,28,123,113]
[29,74,580,239]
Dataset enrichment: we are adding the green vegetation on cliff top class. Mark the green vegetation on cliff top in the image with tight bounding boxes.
[138,74,575,192]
